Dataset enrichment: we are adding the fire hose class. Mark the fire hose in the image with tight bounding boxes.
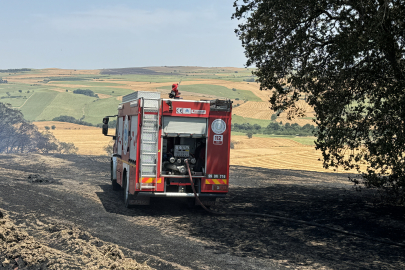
[184,160,405,248]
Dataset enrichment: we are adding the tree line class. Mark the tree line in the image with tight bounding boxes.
[52,115,116,129]
[232,122,316,136]
[0,103,77,154]
[0,68,31,73]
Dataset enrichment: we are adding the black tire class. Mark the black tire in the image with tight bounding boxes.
[111,160,120,191]
[186,198,196,209]
[122,172,132,208]
[112,179,120,191]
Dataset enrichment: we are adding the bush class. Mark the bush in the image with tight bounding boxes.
[247,132,253,139]
[73,89,99,98]
[243,77,255,82]
[58,142,78,154]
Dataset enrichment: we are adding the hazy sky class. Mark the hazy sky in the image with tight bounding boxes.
[0,0,247,69]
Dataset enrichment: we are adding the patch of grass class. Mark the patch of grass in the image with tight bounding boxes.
[159,84,261,101]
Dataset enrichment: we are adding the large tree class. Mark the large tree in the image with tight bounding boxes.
[0,103,77,154]
[233,0,405,202]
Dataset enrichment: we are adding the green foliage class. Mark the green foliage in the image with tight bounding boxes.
[44,126,50,130]
[103,141,114,156]
[58,141,78,154]
[73,89,99,98]
[51,125,56,130]
[36,131,59,153]
[246,132,253,139]
[243,77,255,82]
[234,0,405,203]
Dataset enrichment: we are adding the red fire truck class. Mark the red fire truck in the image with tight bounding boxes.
[102,91,232,207]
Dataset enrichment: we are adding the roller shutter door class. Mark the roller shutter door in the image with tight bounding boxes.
[162,116,207,136]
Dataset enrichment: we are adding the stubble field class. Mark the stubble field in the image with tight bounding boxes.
[34,121,356,174]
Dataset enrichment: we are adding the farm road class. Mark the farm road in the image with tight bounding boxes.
[0,154,404,269]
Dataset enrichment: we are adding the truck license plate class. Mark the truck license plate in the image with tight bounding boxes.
[212,185,228,191]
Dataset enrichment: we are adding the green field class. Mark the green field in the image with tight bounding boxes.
[20,91,59,121]
[83,98,121,124]
[36,92,97,121]
[159,84,261,101]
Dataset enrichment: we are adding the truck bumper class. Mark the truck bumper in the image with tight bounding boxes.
[134,192,226,198]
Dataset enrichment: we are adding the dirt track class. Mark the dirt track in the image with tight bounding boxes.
[0,154,404,269]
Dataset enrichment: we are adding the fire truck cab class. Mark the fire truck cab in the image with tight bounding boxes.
[102,91,232,207]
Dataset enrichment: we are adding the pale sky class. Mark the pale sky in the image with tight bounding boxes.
[0,0,247,69]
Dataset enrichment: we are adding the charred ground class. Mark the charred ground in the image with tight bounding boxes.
[0,154,404,269]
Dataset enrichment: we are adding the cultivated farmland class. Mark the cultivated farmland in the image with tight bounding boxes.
[7,67,323,173]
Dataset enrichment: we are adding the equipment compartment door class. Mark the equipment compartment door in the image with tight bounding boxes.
[117,117,123,156]
[130,116,138,160]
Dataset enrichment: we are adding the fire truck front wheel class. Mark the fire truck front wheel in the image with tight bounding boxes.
[112,180,120,191]
[122,173,133,208]
[111,161,120,191]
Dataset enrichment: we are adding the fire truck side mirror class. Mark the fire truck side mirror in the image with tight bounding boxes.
[102,117,109,136]
[102,124,108,136]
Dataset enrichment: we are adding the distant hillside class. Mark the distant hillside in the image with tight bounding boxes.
[0,67,313,126]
